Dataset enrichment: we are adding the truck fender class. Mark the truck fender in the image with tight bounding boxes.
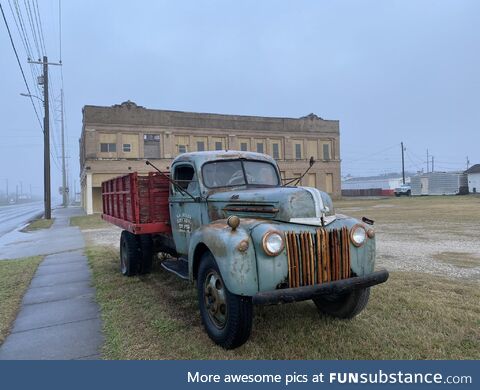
[188,221,259,296]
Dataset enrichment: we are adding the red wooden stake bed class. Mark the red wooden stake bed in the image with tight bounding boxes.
[101,172,171,235]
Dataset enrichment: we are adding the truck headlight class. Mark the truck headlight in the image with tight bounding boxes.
[350,224,367,247]
[262,231,284,256]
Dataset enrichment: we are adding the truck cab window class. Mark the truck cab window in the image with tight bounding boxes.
[174,165,197,192]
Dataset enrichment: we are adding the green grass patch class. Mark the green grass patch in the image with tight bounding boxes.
[0,256,43,344]
[86,245,480,360]
[21,218,54,232]
[70,214,109,230]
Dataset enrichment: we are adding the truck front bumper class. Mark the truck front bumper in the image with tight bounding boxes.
[252,269,389,305]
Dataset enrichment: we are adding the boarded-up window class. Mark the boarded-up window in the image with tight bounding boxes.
[307,140,318,159]
[325,173,333,193]
[144,134,160,158]
[176,135,189,155]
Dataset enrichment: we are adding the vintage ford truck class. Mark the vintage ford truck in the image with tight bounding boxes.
[101,150,389,349]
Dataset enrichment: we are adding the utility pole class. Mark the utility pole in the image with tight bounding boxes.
[28,56,61,219]
[61,88,67,207]
[401,142,405,184]
[43,56,51,218]
[426,149,429,173]
[466,156,470,170]
[431,156,434,172]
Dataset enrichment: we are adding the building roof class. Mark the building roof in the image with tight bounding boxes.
[465,164,480,174]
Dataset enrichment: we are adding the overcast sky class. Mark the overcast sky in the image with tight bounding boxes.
[1,0,479,197]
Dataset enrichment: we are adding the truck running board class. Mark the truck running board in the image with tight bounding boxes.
[161,259,189,280]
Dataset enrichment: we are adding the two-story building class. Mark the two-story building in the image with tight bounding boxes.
[80,101,341,214]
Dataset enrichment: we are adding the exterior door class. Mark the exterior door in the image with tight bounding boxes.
[421,177,429,195]
[169,163,203,256]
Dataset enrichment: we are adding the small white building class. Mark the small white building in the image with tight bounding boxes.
[411,172,468,196]
[465,164,480,194]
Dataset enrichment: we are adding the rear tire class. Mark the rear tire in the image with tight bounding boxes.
[197,252,253,349]
[120,230,141,276]
[138,234,154,274]
[313,288,370,319]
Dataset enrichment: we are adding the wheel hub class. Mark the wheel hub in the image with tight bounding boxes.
[204,270,227,328]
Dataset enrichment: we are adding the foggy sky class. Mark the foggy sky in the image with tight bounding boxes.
[1,0,479,197]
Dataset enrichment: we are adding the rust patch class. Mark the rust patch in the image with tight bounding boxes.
[236,239,249,252]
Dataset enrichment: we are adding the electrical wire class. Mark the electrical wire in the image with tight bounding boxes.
[0,1,43,130]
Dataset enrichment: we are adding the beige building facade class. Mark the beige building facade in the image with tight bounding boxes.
[80,101,341,214]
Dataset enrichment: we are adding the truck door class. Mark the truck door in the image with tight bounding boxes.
[169,163,203,256]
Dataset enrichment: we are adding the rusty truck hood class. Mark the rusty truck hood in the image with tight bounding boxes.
[206,186,332,223]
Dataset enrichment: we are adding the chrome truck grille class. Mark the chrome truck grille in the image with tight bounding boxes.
[284,228,351,288]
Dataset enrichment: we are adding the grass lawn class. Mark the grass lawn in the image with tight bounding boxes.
[70,214,109,229]
[0,257,43,344]
[86,245,480,360]
[21,218,54,232]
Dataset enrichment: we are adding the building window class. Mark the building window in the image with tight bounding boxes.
[240,142,248,151]
[178,145,187,154]
[123,144,131,152]
[256,143,264,153]
[323,143,331,160]
[100,143,116,153]
[295,143,302,160]
[215,141,222,151]
[144,134,160,158]
[197,141,205,151]
[272,143,279,159]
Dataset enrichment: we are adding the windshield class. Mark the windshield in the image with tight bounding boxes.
[202,160,279,188]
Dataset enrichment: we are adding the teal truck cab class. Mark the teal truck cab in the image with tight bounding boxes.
[102,150,389,349]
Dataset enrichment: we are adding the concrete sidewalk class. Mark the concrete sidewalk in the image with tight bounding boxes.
[0,208,104,360]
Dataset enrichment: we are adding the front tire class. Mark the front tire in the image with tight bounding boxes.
[313,288,370,319]
[197,252,253,349]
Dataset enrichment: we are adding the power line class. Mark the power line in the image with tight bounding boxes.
[0,1,42,130]
[33,0,46,54]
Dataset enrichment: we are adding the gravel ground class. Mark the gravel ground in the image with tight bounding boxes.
[84,196,480,281]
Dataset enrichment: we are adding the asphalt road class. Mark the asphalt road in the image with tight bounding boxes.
[0,201,44,238]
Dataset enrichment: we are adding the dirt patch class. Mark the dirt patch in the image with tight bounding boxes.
[433,251,480,269]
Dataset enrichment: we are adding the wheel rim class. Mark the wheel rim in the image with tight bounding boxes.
[203,269,227,329]
[120,240,127,274]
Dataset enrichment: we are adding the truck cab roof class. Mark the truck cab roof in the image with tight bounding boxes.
[172,150,276,166]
